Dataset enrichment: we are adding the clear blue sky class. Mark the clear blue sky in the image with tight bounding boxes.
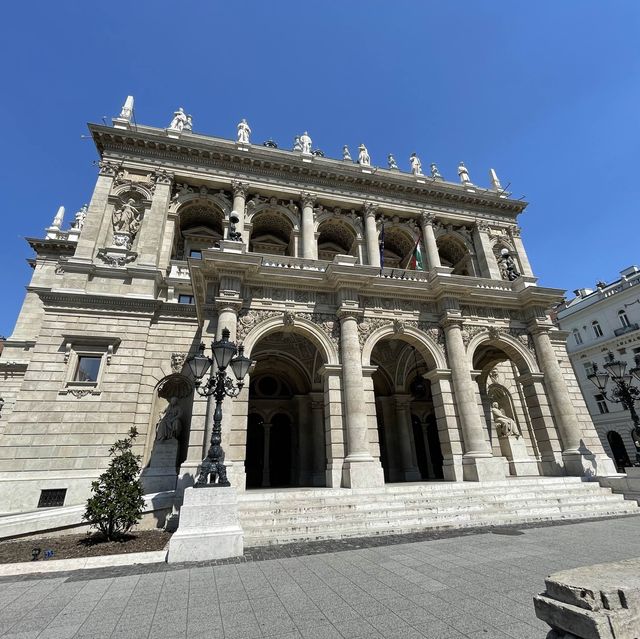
[1,2,639,337]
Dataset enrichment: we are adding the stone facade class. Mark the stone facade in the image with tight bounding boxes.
[0,108,618,515]
[555,266,640,470]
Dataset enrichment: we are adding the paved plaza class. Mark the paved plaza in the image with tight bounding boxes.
[1,515,639,639]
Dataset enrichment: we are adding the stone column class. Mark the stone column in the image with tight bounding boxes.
[420,212,441,270]
[319,364,345,488]
[72,161,118,262]
[473,221,501,279]
[363,202,380,268]
[442,316,506,481]
[231,181,249,247]
[137,171,174,266]
[395,395,421,481]
[311,395,326,486]
[338,309,385,488]
[509,226,534,277]
[301,192,317,260]
[261,423,271,487]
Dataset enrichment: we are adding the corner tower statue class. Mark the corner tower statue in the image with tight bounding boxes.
[0,97,629,542]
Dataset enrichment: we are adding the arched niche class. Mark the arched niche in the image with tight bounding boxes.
[172,202,225,259]
[316,219,357,261]
[437,234,477,276]
[249,210,295,256]
[382,227,416,268]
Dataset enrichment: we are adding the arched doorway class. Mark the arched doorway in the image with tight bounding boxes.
[371,338,443,483]
[245,330,326,488]
[607,431,630,472]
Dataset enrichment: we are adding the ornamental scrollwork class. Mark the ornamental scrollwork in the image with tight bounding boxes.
[98,159,122,177]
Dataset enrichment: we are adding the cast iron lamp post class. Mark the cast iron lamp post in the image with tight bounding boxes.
[187,328,253,487]
[587,351,640,465]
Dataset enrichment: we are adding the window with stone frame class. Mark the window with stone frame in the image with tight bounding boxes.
[594,394,609,414]
[573,329,583,345]
[583,361,595,377]
[592,320,604,338]
[60,335,120,396]
[619,309,631,328]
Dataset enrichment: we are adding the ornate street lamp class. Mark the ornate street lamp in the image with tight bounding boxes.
[587,351,640,465]
[187,328,253,487]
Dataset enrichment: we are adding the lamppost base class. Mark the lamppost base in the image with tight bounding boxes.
[167,486,243,563]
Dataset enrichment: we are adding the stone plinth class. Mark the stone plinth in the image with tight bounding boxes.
[462,455,507,482]
[141,439,179,494]
[167,486,243,563]
[498,435,539,476]
[534,558,640,638]
[597,466,640,504]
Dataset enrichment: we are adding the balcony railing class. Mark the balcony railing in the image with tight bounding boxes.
[614,323,639,337]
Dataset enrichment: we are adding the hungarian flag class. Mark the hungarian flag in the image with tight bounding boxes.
[408,238,425,270]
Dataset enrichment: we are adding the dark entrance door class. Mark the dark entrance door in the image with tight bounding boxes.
[412,415,430,479]
[269,413,292,487]
[607,430,630,472]
[245,413,264,488]
[425,414,444,479]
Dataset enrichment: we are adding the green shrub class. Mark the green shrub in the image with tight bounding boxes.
[83,427,145,540]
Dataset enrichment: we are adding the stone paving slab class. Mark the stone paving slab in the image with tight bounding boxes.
[0,515,639,638]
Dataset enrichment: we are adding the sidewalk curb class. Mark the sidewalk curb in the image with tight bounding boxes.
[0,550,167,576]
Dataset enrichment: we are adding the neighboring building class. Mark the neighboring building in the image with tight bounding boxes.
[555,266,640,470]
[0,97,617,517]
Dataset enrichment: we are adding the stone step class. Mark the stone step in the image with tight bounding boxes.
[238,486,621,514]
[238,480,640,546]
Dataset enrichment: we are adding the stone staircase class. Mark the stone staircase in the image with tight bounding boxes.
[237,477,640,547]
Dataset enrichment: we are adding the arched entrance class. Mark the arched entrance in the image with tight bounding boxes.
[245,330,326,488]
[370,336,444,483]
[607,430,630,472]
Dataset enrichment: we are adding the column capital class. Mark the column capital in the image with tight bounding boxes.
[439,313,464,331]
[508,225,522,238]
[473,219,491,233]
[526,320,554,336]
[153,168,174,186]
[420,211,437,226]
[337,307,364,322]
[395,394,412,409]
[213,298,242,314]
[98,159,121,177]
[231,180,249,198]
[300,191,317,208]
[363,201,378,218]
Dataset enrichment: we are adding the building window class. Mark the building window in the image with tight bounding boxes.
[595,394,609,414]
[37,488,67,508]
[592,320,603,338]
[74,356,102,383]
[178,294,194,305]
[583,362,594,377]
[573,329,583,345]
[619,309,631,328]
[189,249,202,259]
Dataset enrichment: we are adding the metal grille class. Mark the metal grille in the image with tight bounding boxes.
[37,489,67,508]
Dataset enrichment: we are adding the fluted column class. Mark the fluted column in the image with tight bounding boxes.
[509,226,534,277]
[301,192,317,259]
[363,202,380,267]
[338,308,385,487]
[473,220,501,279]
[231,181,249,247]
[442,315,506,481]
[420,212,441,270]
[529,326,582,453]
[395,395,421,480]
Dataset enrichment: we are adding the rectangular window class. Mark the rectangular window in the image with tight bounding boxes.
[583,362,594,377]
[573,330,583,345]
[178,294,194,305]
[189,249,202,259]
[37,488,67,508]
[74,356,102,382]
[595,394,609,414]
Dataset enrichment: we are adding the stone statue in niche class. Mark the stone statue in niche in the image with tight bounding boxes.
[237,118,251,144]
[498,248,521,281]
[491,402,520,438]
[156,397,183,440]
[112,198,141,249]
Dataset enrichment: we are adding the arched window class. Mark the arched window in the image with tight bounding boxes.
[573,329,583,345]
[592,320,603,338]
[619,309,631,328]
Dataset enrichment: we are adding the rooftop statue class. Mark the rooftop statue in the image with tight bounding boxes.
[358,144,371,166]
[293,136,302,151]
[300,131,312,154]
[237,118,251,144]
[118,95,134,121]
[184,114,193,132]
[50,206,65,230]
[430,163,442,178]
[458,161,472,185]
[71,204,88,230]
[410,153,422,175]
[387,154,398,170]
[169,107,188,132]
[342,145,352,161]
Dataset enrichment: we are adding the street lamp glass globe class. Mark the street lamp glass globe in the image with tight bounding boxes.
[212,328,236,369]
[587,369,609,392]
[187,346,212,380]
[603,353,627,380]
[230,345,253,381]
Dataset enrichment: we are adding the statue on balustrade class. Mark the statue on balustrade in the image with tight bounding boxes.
[358,144,371,166]
[237,118,251,144]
